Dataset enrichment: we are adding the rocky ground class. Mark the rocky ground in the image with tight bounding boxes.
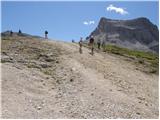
[1,34,159,118]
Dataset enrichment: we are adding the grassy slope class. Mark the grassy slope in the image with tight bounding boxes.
[103,44,159,73]
[82,42,158,74]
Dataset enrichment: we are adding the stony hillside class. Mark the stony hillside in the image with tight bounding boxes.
[1,32,159,118]
[89,17,159,53]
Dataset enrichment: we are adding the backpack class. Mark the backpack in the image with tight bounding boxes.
[90,38,94,43]
[45,31,48,34]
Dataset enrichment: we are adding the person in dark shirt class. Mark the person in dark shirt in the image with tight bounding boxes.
[97,39,101,50]
[18,29,22,36]
[45,31,48,39]
[89,36,94,55]
[79,37,83,54]
[10,30,13,36]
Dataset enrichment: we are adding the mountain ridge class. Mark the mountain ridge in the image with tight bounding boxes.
[89,17,159,53]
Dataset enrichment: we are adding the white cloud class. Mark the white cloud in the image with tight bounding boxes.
[83,20,95,25]
[89,21,95,24]
[83,21,89,25]
[106,4,128,15]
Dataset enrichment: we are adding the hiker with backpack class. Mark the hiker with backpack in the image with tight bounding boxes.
[18,29,22,35]
[102,40,106,51]
[10,30,13,36]
[97,39,101,50]
[72,39,75,43]
[79,37,83,54]
[89,36,94,55]
[45,30,48,39]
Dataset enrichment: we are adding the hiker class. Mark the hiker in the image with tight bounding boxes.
[97,39,101,50]
[89,36,94,55]
[10,30,13,36]
[102,40,106,51]
[18,29,22,35]
[45,30,48,39]
[72,39,75,43]
[79,37,83,54]
[19,29,22,33]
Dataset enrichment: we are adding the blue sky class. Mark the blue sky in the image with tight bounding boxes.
[1,1,159,42]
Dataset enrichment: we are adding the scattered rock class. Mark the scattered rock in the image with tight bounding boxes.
[45,58,54,62]
[55,93,62,98]
[2,51,7,55]
[117,89,122,91]
[137,97,145,101]
[56,80,60,84]
[90,106,94,110]
[136,112,141,115]
[56,60,59,63]
[14,65,22,69]
[71,67,76,72]
[39,53,48,58]
[37,106,42,110]
[101,102,104,105]
[64,73,67,76]
[1,55,13,63]
[46,77,50,79]
[40,63,51,68]
[70,78,74,82]
[59,110,63,113]
[145,103,148,106]
[91,93,94,96]
[40,80,44,82]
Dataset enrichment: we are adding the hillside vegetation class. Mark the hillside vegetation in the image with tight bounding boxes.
[103,44,159,74]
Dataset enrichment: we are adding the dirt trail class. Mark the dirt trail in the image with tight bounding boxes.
[1,38,159,118]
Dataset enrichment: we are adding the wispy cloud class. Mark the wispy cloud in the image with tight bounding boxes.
[106,4,128,15]
[83,20,95,25]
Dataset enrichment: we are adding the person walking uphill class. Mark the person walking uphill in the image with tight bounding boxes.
[45,31,48,39]
[79,37,83,54]
[89,36,94,55]
[18,29,22,36]
[10,30,13,36]
[97,39,101,50]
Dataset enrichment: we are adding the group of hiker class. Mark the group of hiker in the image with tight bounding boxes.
[9,29,49,39]
[78,36,105,55]
[9,29,104,55]
[9,29,21,36]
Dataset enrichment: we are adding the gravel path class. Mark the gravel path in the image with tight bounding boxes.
[1,37,159,118]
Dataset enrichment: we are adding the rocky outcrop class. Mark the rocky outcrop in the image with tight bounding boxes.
[89,17,159,53]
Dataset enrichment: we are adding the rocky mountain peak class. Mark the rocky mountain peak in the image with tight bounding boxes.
[90,17,159,53]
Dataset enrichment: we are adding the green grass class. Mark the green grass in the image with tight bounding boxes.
[103,44,159,74]
[27,63,40,69]
[42,69,54,76]
[1,60,7,63]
